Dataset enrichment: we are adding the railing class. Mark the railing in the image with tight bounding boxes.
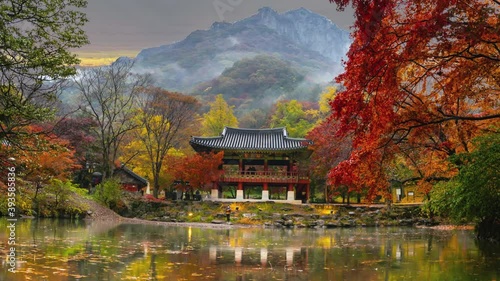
[221,170,310,183]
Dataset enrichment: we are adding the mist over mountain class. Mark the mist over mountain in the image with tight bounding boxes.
[195,55,308,113]
[132,7,351,94]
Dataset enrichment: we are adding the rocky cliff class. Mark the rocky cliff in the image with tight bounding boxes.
[132,7,351,92]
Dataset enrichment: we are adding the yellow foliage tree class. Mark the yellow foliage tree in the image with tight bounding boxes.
[125,87,200,197]
[270,100,317,138]
[120,137,184,192]
[318,86,337,117]
[202,94,238,136]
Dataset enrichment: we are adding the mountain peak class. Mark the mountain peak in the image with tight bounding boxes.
[210,21,231,30]
[133,7,351,91]
[257,7,278,15]
[283,7,334,25]
[288,7,313,15]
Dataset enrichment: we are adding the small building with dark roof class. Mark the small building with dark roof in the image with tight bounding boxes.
[190,127,313,203]
[113,165,150,194]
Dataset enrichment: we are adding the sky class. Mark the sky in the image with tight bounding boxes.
[77,0,354,65]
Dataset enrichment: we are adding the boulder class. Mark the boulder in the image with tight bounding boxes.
[243,213,256,218]
[215,213,226,219]
[325,222,340,228]
[306,214,320,220]
[272,213,282,219]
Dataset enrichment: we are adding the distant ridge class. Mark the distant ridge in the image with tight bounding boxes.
[130,7,351,92]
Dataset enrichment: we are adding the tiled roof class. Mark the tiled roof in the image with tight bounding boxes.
[190,127,313,152]
[114,165,148,186]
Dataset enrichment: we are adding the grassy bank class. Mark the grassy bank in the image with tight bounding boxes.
[0,180,91,219]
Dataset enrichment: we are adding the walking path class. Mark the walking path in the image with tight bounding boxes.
[78,193,240,229]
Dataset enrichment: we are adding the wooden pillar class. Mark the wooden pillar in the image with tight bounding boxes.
[211,182,219,199]
[262,182,269,200]
[287,183,295,201]
[237,182,244,200]
[262,158,269,200]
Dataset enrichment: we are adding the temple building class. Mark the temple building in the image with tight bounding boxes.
[113,165,150,195]
[189,127,313,203]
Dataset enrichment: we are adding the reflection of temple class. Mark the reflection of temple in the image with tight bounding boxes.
[208,245,305,268]
[190,127,313,203]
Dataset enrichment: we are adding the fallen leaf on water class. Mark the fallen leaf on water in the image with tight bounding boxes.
[70,274,88,278]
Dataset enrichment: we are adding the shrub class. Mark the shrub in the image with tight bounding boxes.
[68,184,93,200]
[427,132,500,241]
[45,179,73,210]
[93,178,122,209]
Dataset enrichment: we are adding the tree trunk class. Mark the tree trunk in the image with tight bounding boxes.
[34,182,41,200]
[153,177,160,198]
[153,186,159,198]
[152,163,162,198]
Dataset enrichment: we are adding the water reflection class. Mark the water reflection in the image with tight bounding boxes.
[0,218,499,281]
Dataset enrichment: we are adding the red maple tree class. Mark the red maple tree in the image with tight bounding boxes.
[307,118,353,201]
[171,151,224,194]
[326,0,499,200]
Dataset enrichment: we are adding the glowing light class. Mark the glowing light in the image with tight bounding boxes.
[188,227,192,243]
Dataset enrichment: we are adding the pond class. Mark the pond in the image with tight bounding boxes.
[0,218,499,281]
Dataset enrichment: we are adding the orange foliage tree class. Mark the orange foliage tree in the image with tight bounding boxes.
[326,0,500,200]
[1,126,80,198]
[171,151,224,196]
